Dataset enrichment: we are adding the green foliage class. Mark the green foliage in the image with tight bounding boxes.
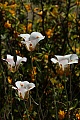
[0,0,80,120]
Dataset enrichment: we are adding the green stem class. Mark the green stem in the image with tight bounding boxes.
[64,75,70,120]
[53,86,58,120]
[24,101,30,120]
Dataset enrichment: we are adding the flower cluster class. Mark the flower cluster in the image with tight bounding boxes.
[2,31,45,99]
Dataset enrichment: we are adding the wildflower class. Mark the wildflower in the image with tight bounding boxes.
[8,9,15,16]
[31,67,37,82]
[3,54,27,72]
[24,4,31,12]
[58,110,65,120]
[45,29,54,38]
[44,54,48,63]
[34,7,39,12]
[27,23,32,32]
[3,2,8,8]
[9,4,17,9]
[18,32,45,51]
[51,54,78,70]
[8,76,12,84]
[76,113,80,120]
[4,20,11,29]
[37,11,43,16]
[12,81,35,99]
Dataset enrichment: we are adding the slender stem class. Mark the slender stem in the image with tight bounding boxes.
[64,74,70,120]
[53,85,58,120]
[24,101,30,120]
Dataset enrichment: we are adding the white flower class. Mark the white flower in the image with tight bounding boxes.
[3,54,27,72]
[51,54,78,70]
[18,32,45,51]
[12,81,35,99]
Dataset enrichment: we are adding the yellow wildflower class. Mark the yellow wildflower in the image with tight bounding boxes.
[76,113,80,120]
[4,20,11,28]
[15,50,21,55]
[27,23,32,32]
[45,29,54,38]
[8,9,15,16]
[24,4,31,12]
[9,4,17,9]
[32,67,37,75]
[76,1,80,5]
[37,11,43,16]
[72,47,80,54]
[58,110,65,120]
[13,30,19,38]
[37,19,42,23]
[34,7,39,12]
[31,67,37,82]
[3,2,8,8]
[44,54,48,64]
[8,76,12,84]
[21,25,26,33]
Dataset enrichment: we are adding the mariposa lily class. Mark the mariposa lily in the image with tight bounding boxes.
[18,32,45,51]
[12,81,35,99]
[3,54,27,72]
[51,54,78,70]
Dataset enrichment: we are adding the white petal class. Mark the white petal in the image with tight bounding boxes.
[7,54,13,59]
[55,55,64,61]
[70,54,78,61]
[51,58,58,63]
[64,54,72,60]
[15,81,22,89]
[21,57,27,62]
[17,56,22,61]
[59,59,68,66]
[18,34,30,41]
[30,32,45,41]
[5,54,15,66]
[26,83,35,91]
[18,87,27,99]
[16,56,27,65]
[68,59,78,64]
[12,86,17,90]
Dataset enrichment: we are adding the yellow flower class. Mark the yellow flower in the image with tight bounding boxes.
[72,47,80,54]
[31,67,37,82]
[32,67,37,75]
[13,30,19,38]
[37,19,42,23]
[76,1,80,5]
[27,23,32,32]
[45,29,54,38]
[8,9,15,16]
[8,76,12,84]
[76,113,80,120]
[44,54,48,63]
[58,110,65,120]
[20,24,26,33]
[24,4,31,12]
[4,20,11,28]
[34,7,39,12]
[15,50,21,56]
[37,11,43,16]
[56,83,64,90]
[3,2,8,8]
[9,4,17,9]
